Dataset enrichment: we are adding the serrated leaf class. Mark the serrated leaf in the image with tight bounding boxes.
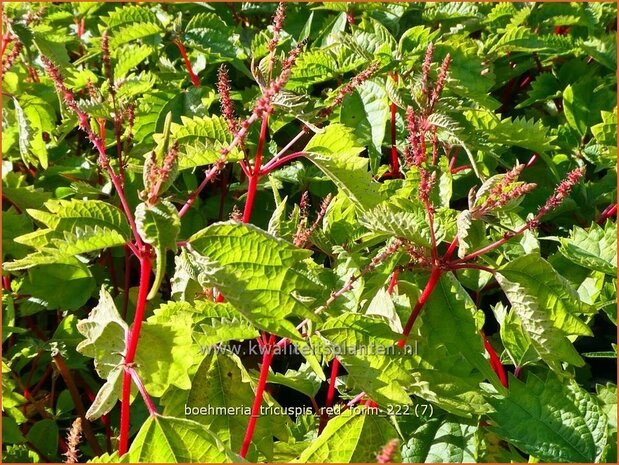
[340,80,390,173]
[559,222,617,276]
[421,274,504,392]
[266,363,323,399]
[170,115,243,170]
[496,254,592,368]
[488,373,607,463]
[297,410,397,463]
[27,199,131,238]
[304,124,385,211]
[188,222,322,340]
[359,199,433,248]
[128,416,241,463]
[402,416,477,463]
[135,200,180,299]
[110,22,161,49]
[187,351,289,460]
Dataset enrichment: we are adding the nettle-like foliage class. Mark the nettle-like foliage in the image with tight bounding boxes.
[1,2,617,464]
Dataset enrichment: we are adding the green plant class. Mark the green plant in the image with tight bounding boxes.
[2,2,617,463]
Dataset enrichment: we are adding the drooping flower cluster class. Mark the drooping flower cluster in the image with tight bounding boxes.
[319,61,381,118]
[471,164,538,219]
[528,166,585,228]
[376,439,399,464]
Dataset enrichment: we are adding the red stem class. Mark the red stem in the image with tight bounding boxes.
[239,334,276,458]
[481,331,508,387]
[387,269,399,294]
[174,39,200,87]
[319,358,340,433]
[398,267,442,347]
[178,112,261,218]
[596,203,617,224]
[129,367,157,416]
[451,164,472,174]
[260,151,306,175]
[242,116,269,223]
[119,253,153,455]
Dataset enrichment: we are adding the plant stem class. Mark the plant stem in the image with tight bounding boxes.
[319,358,340,433]
[398,267,442,347]
[454,225,528,263]
[243,116,269,223]
[178,112,261,218]
[128,367,157,416]
[119,253,153,455]
[387,269,399,294]
[260,151,306,175]
[174,38,200,87]
[596,203,617,224]
[481,331,508,387]
[240,334,276,458]
[52,354,103,456]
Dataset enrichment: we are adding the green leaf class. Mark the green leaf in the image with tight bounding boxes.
[20,263,95,310]
[401,416,477,463]
[266,363,323,399]
[304,124,385,211]
[114,44,153,80]
[187,351,289,460]
[170,115,243,170]
[496,254,592,368]
[296,410,398,463]
[26,419,58,460]
[50,226,126,255]
[188,222,323,340]
[421,274,505,392]
[135,200,181,299]
[559,222,617,276]
[27,199,131,238]
[359,199,433,248]
[340,80,390,173]
[488,373,608,463]
[128,416,241,463]
[2,208,32,261]
[110,22,162,49]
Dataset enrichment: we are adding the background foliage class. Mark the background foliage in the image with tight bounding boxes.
[2,2,617,463]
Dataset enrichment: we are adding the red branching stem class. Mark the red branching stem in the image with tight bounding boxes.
[325,359,339,409]
[444,237,459,261]
[119,253,153,455]
[174,38,200,87]
[240,334,276,458]
[455,225,528,263]
[318,358,340,433]
[481,331,508,388]
[260,129,308,172]
[128,366,157,416]
[398,267,442,347]
[387,269,399,294]
[260,151,306,175]
[450,263,496,274]
[178,112,260,217]
[451,164,472,174]
[597,203,617,224]
[41,57,143,249]
[243,116,269,223]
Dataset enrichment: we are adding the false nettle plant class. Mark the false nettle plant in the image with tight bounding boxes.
[1,2,617,464]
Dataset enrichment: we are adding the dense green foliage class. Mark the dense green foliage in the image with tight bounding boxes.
[2,2,617,463]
